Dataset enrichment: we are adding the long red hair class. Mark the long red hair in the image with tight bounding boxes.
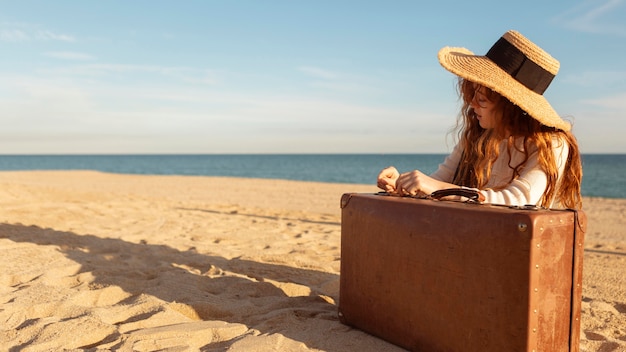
[452,78,583,209]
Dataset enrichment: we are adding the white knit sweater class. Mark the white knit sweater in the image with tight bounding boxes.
[430,138,569,208]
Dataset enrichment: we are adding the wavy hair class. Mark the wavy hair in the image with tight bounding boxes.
[452,78,582,209]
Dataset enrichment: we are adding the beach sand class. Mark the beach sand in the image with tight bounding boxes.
[0,171,624,351]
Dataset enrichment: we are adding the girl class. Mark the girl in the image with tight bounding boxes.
[377,30,582,209]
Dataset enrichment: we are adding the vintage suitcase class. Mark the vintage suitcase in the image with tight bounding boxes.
[339,192,586,352]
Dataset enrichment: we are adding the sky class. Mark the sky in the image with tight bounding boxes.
[1,0,625,154]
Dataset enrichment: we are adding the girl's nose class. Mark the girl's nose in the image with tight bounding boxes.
[470,96,479,109]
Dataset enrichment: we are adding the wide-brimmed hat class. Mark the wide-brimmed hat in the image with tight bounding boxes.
[438,30,570,131]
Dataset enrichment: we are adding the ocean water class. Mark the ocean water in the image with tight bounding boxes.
[0,154,623,199]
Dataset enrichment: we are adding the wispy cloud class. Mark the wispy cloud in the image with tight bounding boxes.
[0,71,438,132]
[39,63,219,85]
[298,66,338,80]
[35,30,75,42]
[297,65,385,94]
[561,70,626,87]
[0,29,75,42]
[44,52,95,60]
[0,29,30,41]
[552,0,626,36]
[582,92,626,109]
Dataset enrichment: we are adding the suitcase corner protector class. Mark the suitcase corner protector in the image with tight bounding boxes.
[340,193,354,209]
[337,309,348,324]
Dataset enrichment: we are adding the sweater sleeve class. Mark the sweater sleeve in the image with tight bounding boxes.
[478,141,570,207]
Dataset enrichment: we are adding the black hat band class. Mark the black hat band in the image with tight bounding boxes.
[486,37,555,95]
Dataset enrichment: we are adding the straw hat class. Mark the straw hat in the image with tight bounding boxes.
[438,30,570,131]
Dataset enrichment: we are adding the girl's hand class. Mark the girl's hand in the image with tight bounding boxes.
[377,166,400,194]
[395,169,443,196]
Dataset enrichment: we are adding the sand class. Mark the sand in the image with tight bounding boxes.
[0,170,624,352]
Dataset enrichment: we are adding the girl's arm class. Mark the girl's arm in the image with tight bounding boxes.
[476,142,569,207]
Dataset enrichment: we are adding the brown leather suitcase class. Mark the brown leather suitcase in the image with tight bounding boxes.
[339,193,586,352]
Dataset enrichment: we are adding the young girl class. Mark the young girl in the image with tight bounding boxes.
[377,30,582,209]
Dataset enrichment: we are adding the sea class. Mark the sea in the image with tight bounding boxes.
[0,154,623,199]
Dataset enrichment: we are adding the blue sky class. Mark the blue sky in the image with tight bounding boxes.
[1,1,624,154]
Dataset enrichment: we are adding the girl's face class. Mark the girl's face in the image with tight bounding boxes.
[470,85,497,129]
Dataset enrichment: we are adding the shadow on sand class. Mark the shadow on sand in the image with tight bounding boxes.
[0,222,369,351]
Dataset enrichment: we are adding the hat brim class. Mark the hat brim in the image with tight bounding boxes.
[438,46,571,132]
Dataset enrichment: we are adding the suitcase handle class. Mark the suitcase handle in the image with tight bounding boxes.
[429,188,485,203]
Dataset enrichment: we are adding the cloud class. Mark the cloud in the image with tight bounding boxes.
[44,52,95,60]
[298,66,338,80]
[582,92,626,109]
[38,63,219,85]
[35,30,75,42]
[0,29,29,41]
[0,28,75,42]
[296,65,387,95]
[552,0,626,36]
[0,69,448,148]
[561,70,626,87]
